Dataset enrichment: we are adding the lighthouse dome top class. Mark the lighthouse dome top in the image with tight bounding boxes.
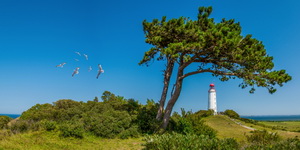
[209,84,215,87]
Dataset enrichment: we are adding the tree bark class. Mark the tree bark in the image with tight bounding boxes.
[161,67,184,129]
[156,59,174,120]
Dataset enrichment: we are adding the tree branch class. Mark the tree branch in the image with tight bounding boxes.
[180,69,237,80]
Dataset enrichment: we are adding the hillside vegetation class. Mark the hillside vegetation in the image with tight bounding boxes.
[1,92,300,149]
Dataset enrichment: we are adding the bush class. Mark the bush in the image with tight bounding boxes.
[143,132,239,150]
[246,130,281,145]
[59,122,84,139]
[9,120,32,134]
[239,118,258,124]
[136,99,160,134]
[40,120,57,131]
[0,116,12,129]
[168,109,216,138]
[84,110,132,138]
[118,125,140,139]
[245,137,300,150]
[224,109,240,119]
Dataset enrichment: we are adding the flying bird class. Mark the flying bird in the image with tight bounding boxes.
[75,51,81,56]
[74,58,79,61]
[72,67,80,77]
[96,64,104,79]
[88,66,92,72]
[83,54,88,60]
[56,62,66,68]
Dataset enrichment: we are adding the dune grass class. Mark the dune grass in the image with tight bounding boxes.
[204,115,300,142]
[0,131,144,150]
[203,115,252,141]
[259,121,300,132]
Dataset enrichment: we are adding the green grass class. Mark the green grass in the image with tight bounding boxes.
[0,131,144,150]
[203,115,252,141]
[204,115,300,141]
[259,121,300,132]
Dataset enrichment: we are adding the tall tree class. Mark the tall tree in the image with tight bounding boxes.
[139,6,292,130]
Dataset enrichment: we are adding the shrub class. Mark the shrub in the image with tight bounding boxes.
[9,120,31,134]
[224,109,240,119]
[136,99,160,134]
[0,116,12,129]
[143,132,239,150]
[20,103,56,121]
[118,125,140,139]
[168,117,193,134]
[40,120,57,131]
[245,137,300,150]
[85,111,132,138]
[239,118,258,124]
[59,122,84,139]
[246,130,281,145]
[168,109,216,138]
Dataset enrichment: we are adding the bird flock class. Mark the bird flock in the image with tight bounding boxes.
[56,51,104,79]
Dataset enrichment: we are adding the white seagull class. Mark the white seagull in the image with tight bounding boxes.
[56,62,66,68]
[74,58,79,61]
[72,67,80,77]
[88,66,92,72]
[84,54,88,60]
[75,51,81,56]
[96,64,104,79]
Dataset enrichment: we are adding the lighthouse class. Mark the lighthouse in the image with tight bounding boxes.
[208,84,217,115]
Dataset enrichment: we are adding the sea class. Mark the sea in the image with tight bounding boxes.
[1,114,300,121]
[241,115,300,121]
[0,114,21,119]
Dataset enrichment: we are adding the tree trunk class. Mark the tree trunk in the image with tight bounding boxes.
[156,59,174,121]
[161,68,184,130]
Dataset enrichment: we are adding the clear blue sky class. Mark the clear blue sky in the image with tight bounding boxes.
[1,0,299,115]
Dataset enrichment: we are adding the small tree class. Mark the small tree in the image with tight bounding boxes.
[140,6,291,130]
[93,96,99,102]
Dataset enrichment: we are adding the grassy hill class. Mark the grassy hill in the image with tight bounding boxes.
[259,121,300,132]
[203,115,300,142]
[203,115,252,141]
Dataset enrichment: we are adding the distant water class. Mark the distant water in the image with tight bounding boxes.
[0,114,21,119]
[241,115,300,121]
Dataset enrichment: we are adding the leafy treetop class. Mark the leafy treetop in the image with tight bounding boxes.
[140,6,291,94]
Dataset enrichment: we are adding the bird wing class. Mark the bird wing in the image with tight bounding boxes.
[75,52,81,56]
[96,70,101,79]
[84,54,88,60]
[72,68,79,77]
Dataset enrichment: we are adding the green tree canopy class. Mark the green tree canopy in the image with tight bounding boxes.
[140,6,292,130]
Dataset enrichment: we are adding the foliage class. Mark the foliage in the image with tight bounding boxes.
[246,130,281,145]
[59,122,84,139]
[40,120,57,131]
[239,118,258,124]
[20,103,56,121]
[168,109,216,138]
[140,6,292,130]
[136,99,160,134]
[9,120,35,134]
[118,125,140,139]
[143,132,239,150]
[224,109,240,119]
[0,116,12,129]
[245,137,300,150]
[12,91,161,139]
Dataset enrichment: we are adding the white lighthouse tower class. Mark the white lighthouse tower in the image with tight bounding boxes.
[208,84,217,115]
